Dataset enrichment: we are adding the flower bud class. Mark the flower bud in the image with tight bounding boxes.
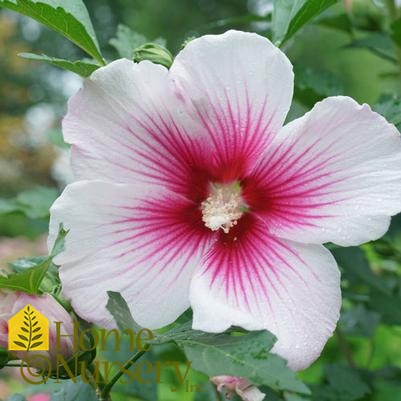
[0,291,75,367]
[133,43,173,68]
[210,376,265,401]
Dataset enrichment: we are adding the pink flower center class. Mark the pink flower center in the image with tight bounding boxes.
[201,182,247,234]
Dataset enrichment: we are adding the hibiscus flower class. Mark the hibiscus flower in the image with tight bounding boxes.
[49,30,401,370]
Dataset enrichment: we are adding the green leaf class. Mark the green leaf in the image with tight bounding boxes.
[312,364,371,401]
[272,0,337,46]
[7,395,27,401]
[50,224,68,258]
[294,65,343,107]
[339,304,380,337]
[317,13,353,34]
[333,247,390,294]
[177,331,310,395]
[51,378,98,401]
[106,291,143,333]
[9,256,48,272]
[0,199,17,214]
[0,187,59,219]
[0,257,51,294]
[334,247,401,325]
[109,345,158,401]
[346,33,398,64]
[391,17,401,48]
[373,94,401,132]
[109,25,147,59]
[0,0,103,64]
[109,24,167,59]
[19,53,100,77]
[0,348,10,369]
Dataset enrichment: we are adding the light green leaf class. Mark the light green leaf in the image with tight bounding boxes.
[15,186,59,219]
[51,378,98,401]
[177,331,310,395]
[0,187,58,219]
[0,257,51,294]
[272,0,337,46]
[9,256,48,272]
[109,24,147,59]
[19,53,100,77]
[109,24,166,59]
[0,0,104,64]
[346,33,398,64]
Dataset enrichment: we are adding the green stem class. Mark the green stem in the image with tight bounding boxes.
[100,346,149,400]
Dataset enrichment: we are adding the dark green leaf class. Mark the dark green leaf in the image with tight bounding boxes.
[177,331,309,395]
[106,291,142,333]
[334,247,401,325]
[391,17,401,47]
[294,65,343,107]
[19,53,100,77]
[312,364,371,401]
[317,13,353,34]
[0,348,10,369]
[112,348,158,401]
[272,0,337,46]
[30,341,44,349]
[0,0,104,63]
[194,381,221,401]
[333,247,390,294]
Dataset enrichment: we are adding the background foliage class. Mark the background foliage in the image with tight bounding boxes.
[1,0,401,400]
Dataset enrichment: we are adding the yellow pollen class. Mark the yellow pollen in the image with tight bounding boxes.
[201,183,244,234]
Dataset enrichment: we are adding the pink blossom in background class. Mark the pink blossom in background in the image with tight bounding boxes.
[28,393,51,401]
[211,375,265,401]
[0,291,75,365]
[49,30,401,370]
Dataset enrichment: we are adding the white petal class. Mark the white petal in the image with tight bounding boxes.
[251,96,401,246]
[190,217,341,371]
[170,30,293,165]
[238,385,266,401]
[64,59,201,191]
[49,181,209,329]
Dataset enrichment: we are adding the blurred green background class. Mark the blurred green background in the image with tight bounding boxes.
[1,0,401,400]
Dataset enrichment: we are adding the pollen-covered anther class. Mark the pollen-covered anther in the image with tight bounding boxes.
[201,184,245,234]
